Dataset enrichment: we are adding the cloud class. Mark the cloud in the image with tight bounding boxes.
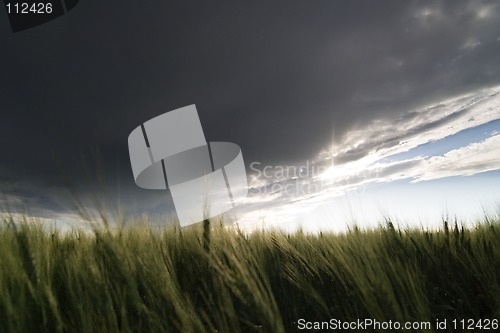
[245,86,500,212]
[413,134,500,181]
[321,86,500,166]
[2,0,500,221]
[461,37,481,50]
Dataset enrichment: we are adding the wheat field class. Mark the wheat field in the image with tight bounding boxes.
[0,216,499,332]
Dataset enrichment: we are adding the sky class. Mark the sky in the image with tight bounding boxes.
[1,0,500,232]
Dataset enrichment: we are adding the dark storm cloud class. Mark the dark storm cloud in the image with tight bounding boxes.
[1,0,500,218]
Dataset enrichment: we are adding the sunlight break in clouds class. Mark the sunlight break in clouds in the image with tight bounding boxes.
[236,86,500,232]
[248,85,500,200]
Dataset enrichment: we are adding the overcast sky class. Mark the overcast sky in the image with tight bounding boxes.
[1,0,500,229]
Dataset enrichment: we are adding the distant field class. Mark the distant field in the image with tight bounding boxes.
[0,217,499,332]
